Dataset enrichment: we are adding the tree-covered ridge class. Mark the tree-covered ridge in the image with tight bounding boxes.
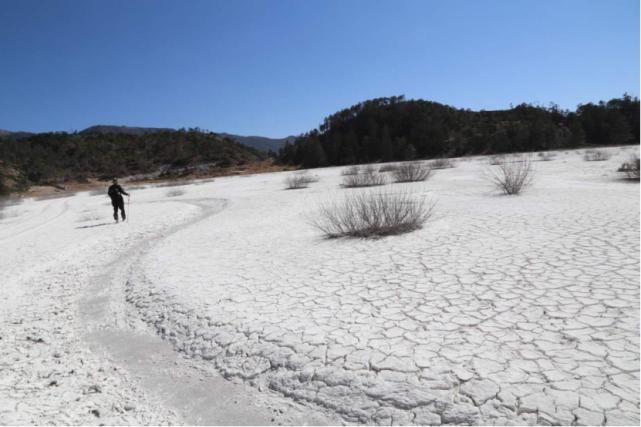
[0,129,264,187]
[277,94,639,167]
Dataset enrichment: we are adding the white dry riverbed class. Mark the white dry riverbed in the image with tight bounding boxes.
[0,147,639,425]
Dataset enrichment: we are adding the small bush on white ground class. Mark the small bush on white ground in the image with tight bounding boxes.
[618,154,640,180]
[584,150,611,161]
[284,172,318,190]
[76,211,102,222]
[342,165,386,187]
[311,189,434,238]
[484,155,534,195]
[341,165,361,176]
[378,164,399,173]
[430,158,455,169]
[488,155,505,165]
[166,189,185,197]
[392,162,433,183]
[537,152,556,161]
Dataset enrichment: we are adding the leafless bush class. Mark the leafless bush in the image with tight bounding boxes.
[76,211,102,222]
[342,165,386,187]
[488,155,505,165]
[284,172,319,190]
[379,164,399,173]
[484,156,534,195]
[166,189,185,197]
[618,154,640,180]
[194,178,216,185]
[392,162,433,183]
[430,158,455,169]
[310,189,434,238]
[584,150,611,161]
[537,152,556,161]
[126,184,148,191]
[157,180,191,188]
[341,165,361,176]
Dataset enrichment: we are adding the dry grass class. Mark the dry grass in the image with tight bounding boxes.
[379,164,399,173]
[584,150,611,161]
[284,172,319,190]
[342,165,387,187]
[488,155,505,165]
[310,189,434,238]
[537,152,556,161]
[165,189,186,197]
[429,158,455,169]
[618,154,640,180]
[484,155,535,195]
[392,162,433,183]
[341,165,362,176]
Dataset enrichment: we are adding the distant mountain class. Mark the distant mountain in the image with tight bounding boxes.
[0,129,35,140]
[220,133,297,153]
[79,126,295,153]
[80,125,175,135]
[1,124,296,153]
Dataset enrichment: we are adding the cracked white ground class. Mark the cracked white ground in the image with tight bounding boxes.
[1,147,638,425]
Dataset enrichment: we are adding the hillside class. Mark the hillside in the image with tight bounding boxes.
[80,125,175,136]
[0,129,264,189]
[278,94,640,167]
[0,126,293,153]
[220,133,296,153]
[0,129,35,140]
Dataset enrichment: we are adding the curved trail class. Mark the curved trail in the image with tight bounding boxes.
[77,197,333,425]
[0,194,333,425]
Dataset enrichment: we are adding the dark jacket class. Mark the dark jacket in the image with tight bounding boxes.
[108,184,129,202]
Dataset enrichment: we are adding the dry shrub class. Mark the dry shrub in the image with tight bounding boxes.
[158,181,189,187]
[618,154,640,180]
[341,165,361,176]
[584,150,611,161]
[484,155,534,195]
[285,172,318,190]
[430,158,455,169]
[166,189,185,197]
[76,211,102,222]
[488,155,505,165]
[379,164,399,173]
[342,165,386,187]
[537,152,556,161]
[311,189,434,238]
[392,162,433,183]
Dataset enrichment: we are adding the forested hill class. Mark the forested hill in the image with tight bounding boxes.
[219,133,296,153]
[80,125,175,135]
[0,129,264,192]
[277,95,640,167]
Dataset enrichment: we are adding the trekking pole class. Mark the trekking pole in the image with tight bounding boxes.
[127,195,130,222]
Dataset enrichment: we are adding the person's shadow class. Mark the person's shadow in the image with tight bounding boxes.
[76,222,113,229]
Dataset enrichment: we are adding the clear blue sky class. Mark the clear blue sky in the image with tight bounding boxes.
[1,0,638,137]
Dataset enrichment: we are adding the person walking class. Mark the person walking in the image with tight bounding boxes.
[107,178,130,222]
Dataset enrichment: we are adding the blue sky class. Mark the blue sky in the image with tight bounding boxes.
[0,0,638,137]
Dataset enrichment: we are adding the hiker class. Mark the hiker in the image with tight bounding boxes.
[107,178,129,222]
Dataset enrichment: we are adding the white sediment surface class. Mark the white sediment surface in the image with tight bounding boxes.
[1,147,639,425]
